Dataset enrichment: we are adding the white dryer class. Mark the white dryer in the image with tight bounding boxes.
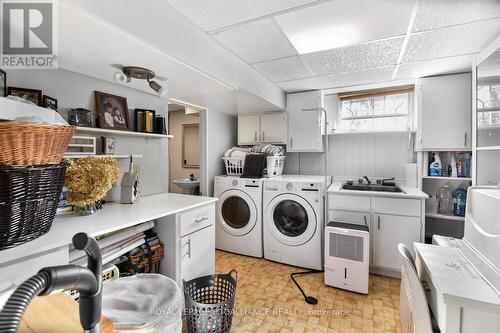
[214,176,263,257]
[263,175,329,270]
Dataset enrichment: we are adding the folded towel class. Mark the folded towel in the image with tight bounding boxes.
[251,144,284,156]
[224,147,252,158]
[241,154,267,178]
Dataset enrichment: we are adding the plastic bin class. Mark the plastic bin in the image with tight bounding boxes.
[102,274,183,332]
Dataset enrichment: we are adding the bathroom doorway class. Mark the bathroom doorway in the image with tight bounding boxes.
[168,102,203,195]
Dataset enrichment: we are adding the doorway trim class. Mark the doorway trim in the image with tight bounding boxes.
[168,99,208,196]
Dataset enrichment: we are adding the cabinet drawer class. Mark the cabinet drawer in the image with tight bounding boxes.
[372,197,421,217]
[329,194,370,212]
[179,205,214,237]
[329,210,370,226]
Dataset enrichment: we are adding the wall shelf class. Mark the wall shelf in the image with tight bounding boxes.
[64,154,143,159]
[74,126,173,139]
[422,176,472,181]
[426,213,465,222]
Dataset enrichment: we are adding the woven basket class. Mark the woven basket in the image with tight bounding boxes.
[0,121,75,166]
[0,163,67,250]
[125,243,165,274]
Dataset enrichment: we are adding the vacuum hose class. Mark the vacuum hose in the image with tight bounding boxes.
[0,233,102,333]
[0,271,51,333]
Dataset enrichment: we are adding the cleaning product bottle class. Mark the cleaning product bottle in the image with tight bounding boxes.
[429,153,443,176]
[452,185,467,217]
[457,153,464,177]
[438,184,452,214]
[450,153,458,177]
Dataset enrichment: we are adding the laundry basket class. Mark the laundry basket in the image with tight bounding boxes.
[102,274,183,332]
[265,156,285,177]
[223,157,245,176]
[183,270,238,333]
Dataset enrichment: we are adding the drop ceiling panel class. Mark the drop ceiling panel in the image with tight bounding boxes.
[214,18,297,64]
[163,0,319,32]
[395,55,474,80]
[279,66,395,92]
[274,0,413,54]
[254,56,312,82]
[403,19,500,63]
[302,37,403,76]
[413,0,500,32]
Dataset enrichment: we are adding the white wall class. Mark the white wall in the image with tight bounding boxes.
[4,68,169,196]
[168,110,200,194]
[284,132,415,181]
[202,110,238,196]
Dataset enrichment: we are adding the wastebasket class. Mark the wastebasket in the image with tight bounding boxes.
[183,270,237,333]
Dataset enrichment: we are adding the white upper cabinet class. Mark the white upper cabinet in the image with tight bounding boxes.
[417,73,472,150]
[260,113,287,144]
[238,112,286,145]
[238,114,261,144]
[287,90,324,152]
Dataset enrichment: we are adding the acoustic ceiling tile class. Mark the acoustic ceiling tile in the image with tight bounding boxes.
[279,66,395,92]
[302,37,404,76]
[413,0,500,32]
[395,55,474,80]
[402,19,500,63]
[163,0,318,32]
[214,18,297,64]
[254,56,313,82]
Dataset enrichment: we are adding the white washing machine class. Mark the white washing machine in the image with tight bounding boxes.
[263,175,329,270]
[214,176,263,258]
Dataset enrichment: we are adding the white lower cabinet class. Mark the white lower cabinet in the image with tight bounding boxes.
[157,203,216,286]
[371,214,421,270]
[329,193,424,276]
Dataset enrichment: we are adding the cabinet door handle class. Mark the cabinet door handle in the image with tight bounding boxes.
[255,131,258,142]
[195,216,208,223]
[363,215,368,226]
[184,238,191,258]
[262,131,265,141]
[464,131,468,147]
[290,137,293,148]
[377,216,381,230]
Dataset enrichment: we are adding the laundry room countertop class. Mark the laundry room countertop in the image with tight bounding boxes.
[328,182,428,199]
[0,193,218,266]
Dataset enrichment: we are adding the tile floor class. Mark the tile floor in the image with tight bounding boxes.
[215,250,401,333]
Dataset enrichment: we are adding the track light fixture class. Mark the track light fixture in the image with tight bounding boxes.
[113,66,167,97]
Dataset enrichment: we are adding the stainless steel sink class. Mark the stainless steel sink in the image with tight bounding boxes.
[342,183,404,193]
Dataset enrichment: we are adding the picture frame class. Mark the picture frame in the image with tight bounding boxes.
[42,95,58,110]
[94,91,130,130]
[0,70,6,97]
[134,108,156,133]
[7,86,42,105]
[101,136,116,155]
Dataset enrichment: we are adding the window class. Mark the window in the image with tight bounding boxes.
[337,86,414,132]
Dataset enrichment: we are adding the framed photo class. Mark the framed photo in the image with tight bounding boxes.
[7,86,42,105]
[0,70,6,97]
[134,108,155,133]
[42,95,58,110]
[101,136,115,155]
[94,91,130,130]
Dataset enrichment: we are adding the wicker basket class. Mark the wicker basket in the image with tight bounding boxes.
[0,163,67,250]
[124,243,165,274]
[0,121,75,166]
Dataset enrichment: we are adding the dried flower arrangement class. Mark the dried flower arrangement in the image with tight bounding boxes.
[64,157,120,206]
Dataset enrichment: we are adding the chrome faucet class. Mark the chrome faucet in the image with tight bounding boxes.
[363,176,371,185]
